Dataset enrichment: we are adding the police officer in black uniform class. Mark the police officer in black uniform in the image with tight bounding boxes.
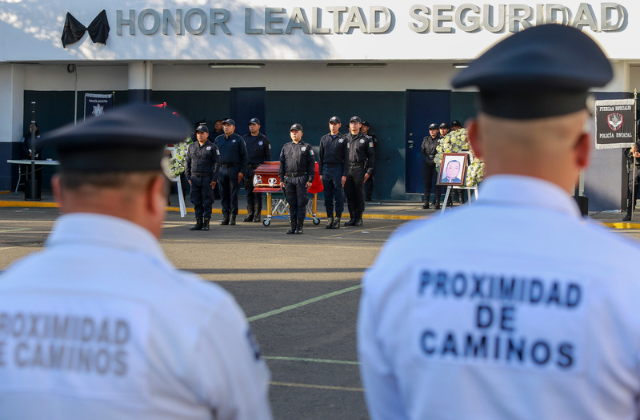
[319,116,349,229]
[185,124,220,231]
[242,118,271,223]
[344,116,375,226]
[279,124,315,234]
[421,123,442,209]
[623,140,640,221]
[214,119,247,226]
[362,121,378,202]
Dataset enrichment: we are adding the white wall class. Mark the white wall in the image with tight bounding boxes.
[1,0,637,62]
[20,60,631,93]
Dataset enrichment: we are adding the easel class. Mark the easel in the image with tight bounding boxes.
[440,185,478,214]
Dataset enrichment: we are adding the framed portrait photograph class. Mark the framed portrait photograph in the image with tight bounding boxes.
[438,153,468,186]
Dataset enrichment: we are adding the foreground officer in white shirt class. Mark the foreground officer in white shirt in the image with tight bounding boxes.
[357,25,640,420]
[0,103,272,420]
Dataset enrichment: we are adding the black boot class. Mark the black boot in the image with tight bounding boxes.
[202,218,210,231]
[254,205,262,223]
[230,214,236,225]
[623,211,632,221]
[220,213,230,225]
[296,218,305,234]
[345,213,356,226]
[243,205,254,222]
[355,214,363,227]
[326,214,334,229]
[332,214,341,229]
[435,200,441,210]
[422,202,430,209]
[190,217,203,230]
[286,218,297,234]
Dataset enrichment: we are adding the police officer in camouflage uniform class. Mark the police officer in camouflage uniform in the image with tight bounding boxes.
[242,118,271,223]
[344,116,375,227]
[319,116,349,229]
[215,119,247,226]
[279,124,315,234]
[185,124,220,231]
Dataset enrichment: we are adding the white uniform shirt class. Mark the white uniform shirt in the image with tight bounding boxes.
[0,214,272,420]
[359,175,640,420]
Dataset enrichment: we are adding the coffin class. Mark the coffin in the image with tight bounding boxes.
[253,161,323,194]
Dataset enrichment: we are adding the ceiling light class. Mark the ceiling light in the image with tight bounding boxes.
[209,63,265,69]
[327,63,387,68]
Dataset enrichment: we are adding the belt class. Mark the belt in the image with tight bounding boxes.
[286,172,306,177]
[324,164,340,168]
[221,163,239,168]
[192,172,212,177]
[247,163,260,169]
[350,162,365,168]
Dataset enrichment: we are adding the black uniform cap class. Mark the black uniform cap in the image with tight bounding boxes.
[451,120,462,127]
[222,118,236,126]
[440,123,450,129]
[429,123,438,130]
[362,121,370,127]
[195,124,208,133]
[350,116,362,123]
[329,116,341,124]
[451,24,613,120]
[249,118,260,125]
[40,103,190,173]
[290,123,303,131]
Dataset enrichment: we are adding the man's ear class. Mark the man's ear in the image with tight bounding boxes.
[467,119,483,160]
[51,174,65,213]
[146,174,168,217]
[574,132,591,170]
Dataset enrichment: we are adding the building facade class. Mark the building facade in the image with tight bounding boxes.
[0,0,637,208]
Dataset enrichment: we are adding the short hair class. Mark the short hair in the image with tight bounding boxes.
[58,170,161,191]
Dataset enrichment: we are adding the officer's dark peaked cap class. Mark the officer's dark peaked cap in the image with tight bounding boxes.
[429,123,438,130]
[451,24,613,120]
[329,116,341,124]
[350,116,362,123]
[290,123,303,131]
[248,118,260,125]
[195,124,208,133]
[222,118,236,126]
[440,123,450,129]
[40,103,190,173]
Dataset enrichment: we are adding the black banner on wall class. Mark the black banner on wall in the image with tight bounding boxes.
[595,99,636,149]
[84,93,113,120]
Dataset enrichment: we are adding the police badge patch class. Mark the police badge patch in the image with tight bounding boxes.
[258,141,263,146]
[301,147,306,151]
[216,150,220,155]
[232,139,236,143]
[360,139,365,143]
[369,142,374,147]
[206,146,211,150]
[339,139,344,143]
[607,113,623,131]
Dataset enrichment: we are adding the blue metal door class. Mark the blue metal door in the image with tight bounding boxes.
[231,88,266,137]
[405,90,451,194]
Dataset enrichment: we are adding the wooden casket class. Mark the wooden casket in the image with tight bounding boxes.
[253,161,281,193]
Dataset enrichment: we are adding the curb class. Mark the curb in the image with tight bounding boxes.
[1,200,638,228]
[166,206,424,221]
